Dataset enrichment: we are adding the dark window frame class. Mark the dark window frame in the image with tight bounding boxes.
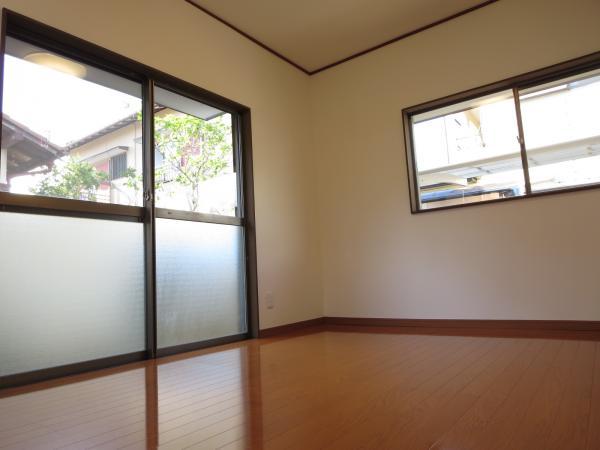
[403,50,600,214]
[0,9,259,388]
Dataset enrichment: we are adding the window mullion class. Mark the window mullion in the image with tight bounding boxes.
[142,78,157,359]
[512,87,532,195]
[232,114,244,219]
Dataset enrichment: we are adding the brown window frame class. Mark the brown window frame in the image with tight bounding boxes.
[402,50,600,214]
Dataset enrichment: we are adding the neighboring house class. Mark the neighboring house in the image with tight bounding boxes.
[0,115,64,192]
[66,111,144,205]
[2,108,236,214]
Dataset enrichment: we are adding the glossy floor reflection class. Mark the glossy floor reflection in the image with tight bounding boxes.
[0,341,259,450]
[1,331,600,449]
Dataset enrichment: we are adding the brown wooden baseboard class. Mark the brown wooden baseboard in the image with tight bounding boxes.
[323,317,600,340]
[259,317,325,338]
[259,317,600,340]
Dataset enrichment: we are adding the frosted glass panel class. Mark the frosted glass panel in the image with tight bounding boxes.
[0,212,145,376]
[156,219,246,348]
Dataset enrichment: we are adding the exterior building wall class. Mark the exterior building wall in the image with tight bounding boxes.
[0,147,7,186]
[71,121,143,205]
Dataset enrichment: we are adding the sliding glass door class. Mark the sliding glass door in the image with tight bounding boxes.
[0,37,147,380]
[153,87,247,353]
[0,12,257,388]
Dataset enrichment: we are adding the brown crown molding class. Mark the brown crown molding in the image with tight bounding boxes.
[184,0,500,76]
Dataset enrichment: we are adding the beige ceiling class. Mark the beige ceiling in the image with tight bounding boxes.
[188,0,492,73]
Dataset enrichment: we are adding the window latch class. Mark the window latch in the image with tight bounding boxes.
[143,190,153,202]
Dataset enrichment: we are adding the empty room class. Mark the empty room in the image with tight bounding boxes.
[0,0,599,448]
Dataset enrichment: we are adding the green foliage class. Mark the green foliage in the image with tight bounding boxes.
[30,112,231,210]
[31,158,108,201]
[128,113,231,211]
[155,113,231,211]
[123,167,142,193]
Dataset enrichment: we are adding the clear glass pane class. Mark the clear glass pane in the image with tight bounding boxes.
[156,219,246,349]
[411,90,525,210]
[1,37,144,206]
[519,69,600,191]
[154,87,238,216]
[0,212,145,376]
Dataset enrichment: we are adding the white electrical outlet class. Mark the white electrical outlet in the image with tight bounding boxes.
[265,291,274,309]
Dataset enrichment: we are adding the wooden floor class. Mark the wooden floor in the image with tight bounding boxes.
[1,330,599,449]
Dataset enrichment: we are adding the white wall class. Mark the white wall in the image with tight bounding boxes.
[311,0,600,320]
[0,0,323,329]
[3,0,599,326]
